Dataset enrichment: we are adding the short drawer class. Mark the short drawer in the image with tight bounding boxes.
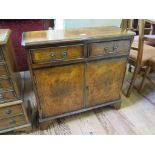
[0,104,23,119]
[30,45,84,64]
[89,40,131,57]
[0,91,16,103]
[0,64,9,76]
[0,115,26,131]
[0,78,13,90]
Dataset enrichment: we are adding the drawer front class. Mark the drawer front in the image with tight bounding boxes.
[0,115,26,131]
[0,104,23,119]
[89,40,131,57]
[0,64,8,76]
[0,78,13,90]
[0,91,16,103]
[0,48,4,61]
[30,45,84,64]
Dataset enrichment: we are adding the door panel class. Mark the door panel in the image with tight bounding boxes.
[34,63,84,118]
[87,58,126,107]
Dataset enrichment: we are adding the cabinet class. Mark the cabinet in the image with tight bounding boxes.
[0,29,31,134]
[22,26,135,129]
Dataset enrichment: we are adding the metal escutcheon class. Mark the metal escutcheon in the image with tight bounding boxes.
[61,51,67,60]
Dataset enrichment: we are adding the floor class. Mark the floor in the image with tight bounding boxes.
[21,68,155,135]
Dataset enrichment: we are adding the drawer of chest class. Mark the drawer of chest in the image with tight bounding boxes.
[0,104,23,119]
[0,115,26,131]
[0,78,13,90]
[30,45,84,64]
[0,91,16,103]
[0,64,9,76]
[89,40,131,57]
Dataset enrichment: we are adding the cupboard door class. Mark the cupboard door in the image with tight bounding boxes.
[86,58,127,107]
[34,63,84,118]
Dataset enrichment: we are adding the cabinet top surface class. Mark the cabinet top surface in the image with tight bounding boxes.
[22,26,135,47]
[0,29,11,45]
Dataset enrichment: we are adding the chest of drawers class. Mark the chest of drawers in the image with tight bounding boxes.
[22,26,135,130]
[0,29,31,134]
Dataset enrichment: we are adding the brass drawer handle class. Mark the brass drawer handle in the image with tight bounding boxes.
[113,45,118,51]
[104,46,118,54]
[9,119,16,125]
[4,109,12,114]
[50,51,68,61]
[61,51,67,60]
[50,53,56,60]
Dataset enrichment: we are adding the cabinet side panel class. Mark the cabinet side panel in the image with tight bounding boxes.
[2,39,21,98]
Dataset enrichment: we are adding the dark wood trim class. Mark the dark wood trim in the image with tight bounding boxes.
[39,98,121,123]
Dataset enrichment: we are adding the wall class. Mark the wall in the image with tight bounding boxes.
[63,19,122,29]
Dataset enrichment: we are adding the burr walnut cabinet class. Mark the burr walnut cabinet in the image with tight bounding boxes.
[0,29,31,134]
[22,26,135,130]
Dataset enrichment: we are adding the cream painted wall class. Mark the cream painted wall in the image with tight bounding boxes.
[63,19,122,29]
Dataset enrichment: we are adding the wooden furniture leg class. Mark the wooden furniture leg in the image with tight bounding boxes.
[111,102,121,110]
[126,66,140,97]
[139,66,151,93]
[39,122,50,131]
